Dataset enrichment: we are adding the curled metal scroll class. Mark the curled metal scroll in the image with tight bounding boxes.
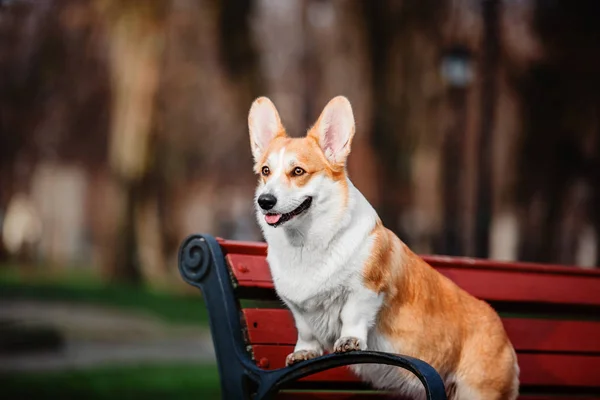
[178,235,211,285]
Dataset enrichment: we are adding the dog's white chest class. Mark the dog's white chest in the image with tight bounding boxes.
[268,250,354,349]
[295,287,348,349]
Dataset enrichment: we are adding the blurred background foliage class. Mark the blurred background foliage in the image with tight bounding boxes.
[0,0,599,398]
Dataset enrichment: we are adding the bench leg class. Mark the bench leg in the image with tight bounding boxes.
[179,234,269,399]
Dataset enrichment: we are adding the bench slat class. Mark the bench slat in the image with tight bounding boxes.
[219,238,600,277]
[252,345,600,388]
[243,309,600,354]
[502,318,600,354]
[226,253,600,306]
[518,397,600,400]
[276,395,600,400]
[438,267,600,307]
[276,393,398,399]
[518,353,600,387]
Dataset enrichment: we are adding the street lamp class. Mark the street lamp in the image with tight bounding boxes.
[440,46,474,88]
[439,45,473,256]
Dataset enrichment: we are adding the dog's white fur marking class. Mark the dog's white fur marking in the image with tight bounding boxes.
[269,147,286,181]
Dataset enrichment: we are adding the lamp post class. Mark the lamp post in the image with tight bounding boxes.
[475,0,500,258]
[440,46,473,256]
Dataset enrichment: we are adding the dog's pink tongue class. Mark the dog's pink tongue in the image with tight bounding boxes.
[265,214,281,225]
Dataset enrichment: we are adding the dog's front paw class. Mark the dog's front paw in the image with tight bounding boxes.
[333,336,365,353]
[285,350,320,366]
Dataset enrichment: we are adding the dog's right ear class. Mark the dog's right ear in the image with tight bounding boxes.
[248,97,285,162]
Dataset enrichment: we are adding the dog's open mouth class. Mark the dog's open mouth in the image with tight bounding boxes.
[265,197,312,227]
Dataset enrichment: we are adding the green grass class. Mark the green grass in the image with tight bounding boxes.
[0,267,209,326]
[0,268,218,398]
[0,363,221,399]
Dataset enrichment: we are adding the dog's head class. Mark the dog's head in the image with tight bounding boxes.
[248,96,355,230]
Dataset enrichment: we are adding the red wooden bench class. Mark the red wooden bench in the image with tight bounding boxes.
[179,234,600,399]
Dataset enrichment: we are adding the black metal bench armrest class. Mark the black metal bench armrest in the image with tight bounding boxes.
[179,234,447,400]
[256,351,447,400]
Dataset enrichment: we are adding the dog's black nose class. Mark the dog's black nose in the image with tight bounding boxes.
[258,194,277,210]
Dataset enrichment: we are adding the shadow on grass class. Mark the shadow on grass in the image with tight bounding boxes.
[0,363,221,399]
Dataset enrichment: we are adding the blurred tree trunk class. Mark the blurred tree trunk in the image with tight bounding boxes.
[218,0,263,115]
[474,0,500,258]
[362,1,448,253]
[594,122,600,266]
[155,0,263,267]
[97,0,167,283]
[304,0,377,202]
[441,86,468,256]
[362,1,407,238]
[0,2,46,263]
[515,66,572,263]
[486,0,541,263]
[515,1,600,265]
[250,0,306,135]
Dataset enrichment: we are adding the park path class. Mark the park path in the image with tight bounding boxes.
[0,299,215,372]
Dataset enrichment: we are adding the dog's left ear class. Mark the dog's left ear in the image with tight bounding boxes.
[309,96,355,167]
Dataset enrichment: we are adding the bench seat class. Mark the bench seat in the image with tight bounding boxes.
[179,234,600,399]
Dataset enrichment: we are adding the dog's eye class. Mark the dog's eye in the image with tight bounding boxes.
[261,166,270,176]
[293,167,305,176]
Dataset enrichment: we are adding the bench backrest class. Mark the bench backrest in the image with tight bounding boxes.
[218,238,600,400]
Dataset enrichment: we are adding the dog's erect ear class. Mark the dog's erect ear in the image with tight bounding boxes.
[248,97,285,162]
[309,96,355,167]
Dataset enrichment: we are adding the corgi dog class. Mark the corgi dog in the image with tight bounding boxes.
[248,96,519,400]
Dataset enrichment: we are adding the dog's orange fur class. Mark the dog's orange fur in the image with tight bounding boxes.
[256,130,349,204]
[364,220,519,398]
